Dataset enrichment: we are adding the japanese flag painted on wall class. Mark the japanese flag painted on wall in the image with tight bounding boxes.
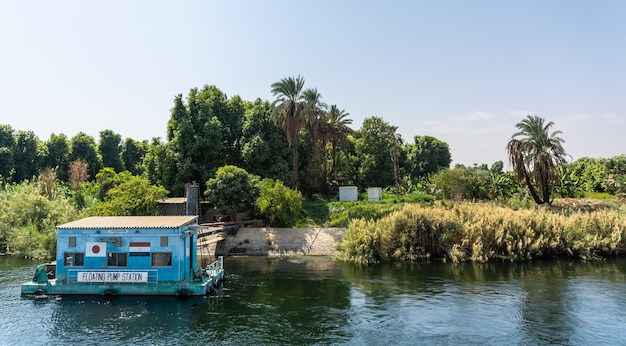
[86,242,107,257]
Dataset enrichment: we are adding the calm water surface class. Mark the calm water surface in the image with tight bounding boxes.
[1,255,625,345]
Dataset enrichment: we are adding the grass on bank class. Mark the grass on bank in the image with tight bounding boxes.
[336,201,626,265]
[300,192,435,228]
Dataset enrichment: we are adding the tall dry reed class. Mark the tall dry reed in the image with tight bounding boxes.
[336,202,626,264]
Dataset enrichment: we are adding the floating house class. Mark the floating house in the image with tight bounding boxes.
[21,215,224,297]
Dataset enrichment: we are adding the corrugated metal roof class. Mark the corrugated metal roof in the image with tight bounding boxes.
[57,216,198,229]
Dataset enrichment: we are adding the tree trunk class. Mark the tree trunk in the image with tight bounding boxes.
[329,141,338,183]
[291,145,299,189]
[524,172,545,204]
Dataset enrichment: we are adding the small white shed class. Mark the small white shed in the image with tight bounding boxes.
[367,187,382,201]
[339,186,358,201]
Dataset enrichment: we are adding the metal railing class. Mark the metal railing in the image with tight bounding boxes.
[204,256,223,277]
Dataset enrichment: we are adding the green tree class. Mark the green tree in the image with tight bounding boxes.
[566,157,604,194]
[324,105,354,187]
[350,117,398,188]
[99,129,124,172]
[490,160,504,175]
[222,93,245,166]
[431,167,491,200]
[506,115,568,205]
[0,125,15,180]
[300,88,328,195]
[188,85,244,167]
[256,178,302,227]
[70,132,102,180]
[94,167,129,201]
[143,137,178,192]
[204,165,259,220]
[239,99,291,183]
[390,131,404,197]
[270,75,308,189]
[603,155,626,195]
[121,137,148,175]
[88,175,168,216]
[43,133,70,181]
[13,130,42,182]
[404,135,451,179]
[166,90,223,195]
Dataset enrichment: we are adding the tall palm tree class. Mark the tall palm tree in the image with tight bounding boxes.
[325,105,353,184]
[506,115,568,204]
[301,88,328,193]
[302,88,327,145]
[270,76,307,188]
[389,130,404,198]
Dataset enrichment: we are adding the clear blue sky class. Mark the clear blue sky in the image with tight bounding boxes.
[1,1,624,167]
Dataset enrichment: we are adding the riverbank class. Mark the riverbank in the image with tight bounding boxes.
[337,202,626,264]
[201,227,346,257]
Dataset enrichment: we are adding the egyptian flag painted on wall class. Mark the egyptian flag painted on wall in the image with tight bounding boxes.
[86,242,107,257]
[130,242,151,256]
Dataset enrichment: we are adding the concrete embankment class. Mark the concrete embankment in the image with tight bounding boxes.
[199,227,345,257]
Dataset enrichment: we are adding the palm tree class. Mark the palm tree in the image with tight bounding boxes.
[325,105,353,184]
[301,88,328,193]
[302,88,327,144]
[389,130,404,198]
[270,76,307,188]
[506,115,568,204]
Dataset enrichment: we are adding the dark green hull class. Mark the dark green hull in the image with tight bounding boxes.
[21,265,224,297]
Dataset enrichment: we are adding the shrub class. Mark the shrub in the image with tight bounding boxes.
[335,219,384,265]
[205,166,259,218]
[256,178,302,227]
[87,175,168,216]
[0,180,81,258]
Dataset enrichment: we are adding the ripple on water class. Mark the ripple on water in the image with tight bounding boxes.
[2,256,626,345]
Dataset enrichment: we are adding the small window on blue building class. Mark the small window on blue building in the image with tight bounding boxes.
[107,252,128,267]
[151,252,172,267]
[64,252,84,267]
[68,237,76,247]
[160,236,168,247]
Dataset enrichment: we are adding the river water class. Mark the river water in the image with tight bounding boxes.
[1,255,625,345]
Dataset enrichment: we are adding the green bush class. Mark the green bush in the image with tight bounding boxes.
[335,219,383,265]
[205,165,259,217]
[256,178,302,227]
[0,180,82,258]
[87,175,168,216]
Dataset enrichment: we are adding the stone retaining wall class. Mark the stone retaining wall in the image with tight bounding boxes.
[213,227,345,256]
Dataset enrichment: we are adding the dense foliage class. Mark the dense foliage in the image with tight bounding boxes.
[204,165,259,218]
[256,178,302,227]
[0,169,168,258]
[0,180,81,259]
[336,203,626,265]
[1,78,625,264]
[1,82,623,204]
[87,175,168,216]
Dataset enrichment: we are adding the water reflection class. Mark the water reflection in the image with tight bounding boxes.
[338,258,626,345]
[2,256,625,345]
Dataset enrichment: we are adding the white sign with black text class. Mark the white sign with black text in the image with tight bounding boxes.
[77,271,148,283]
